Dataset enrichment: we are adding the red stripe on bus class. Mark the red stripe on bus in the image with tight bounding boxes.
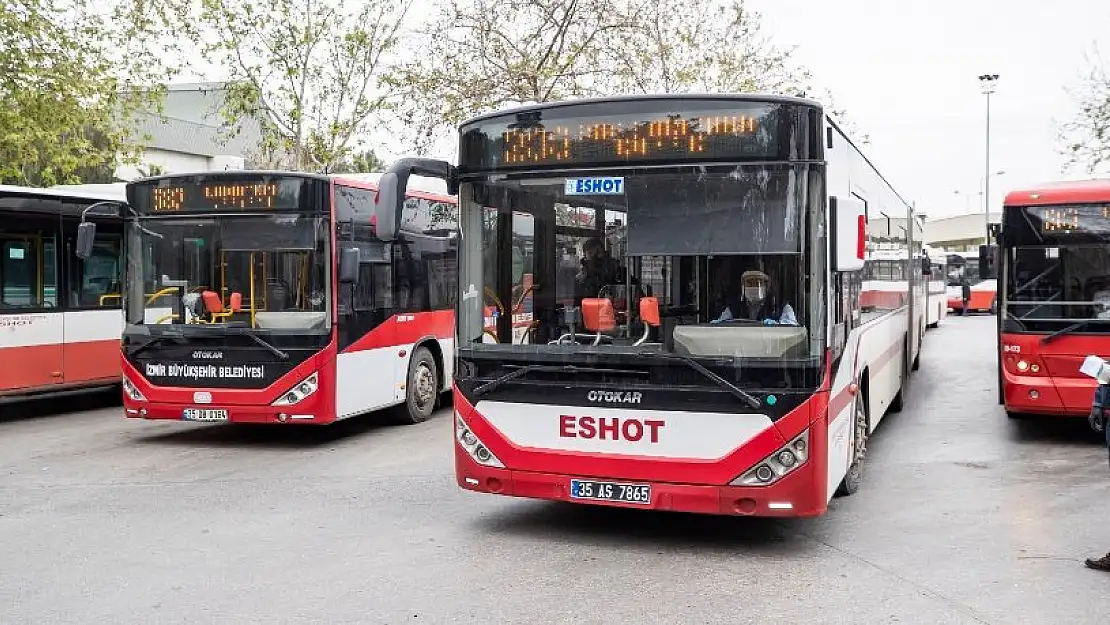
[0,339,119,393]
[340,310,454,354]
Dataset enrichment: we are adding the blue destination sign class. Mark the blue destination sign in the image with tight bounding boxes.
[565,177,625,196]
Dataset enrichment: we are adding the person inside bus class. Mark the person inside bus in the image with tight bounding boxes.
[712,266,798,326]
[576,237,637,300]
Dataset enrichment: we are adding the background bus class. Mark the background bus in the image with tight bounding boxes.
[88,170,458,426]
[924,245,948,328]
[997,179,1110,417]
[1,184,126,403]
[374,93,926,518]
[946,248,997,314]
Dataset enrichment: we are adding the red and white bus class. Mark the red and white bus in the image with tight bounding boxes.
[375,94,927,517]
[997,179,1110,417]
[946,248,998,314]
[0,184,126,404]
[77,171,459,425]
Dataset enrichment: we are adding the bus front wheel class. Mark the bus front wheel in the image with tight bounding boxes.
[835,387,869,497]
[399,346,439,425]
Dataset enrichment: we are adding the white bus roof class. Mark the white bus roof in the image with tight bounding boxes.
[0,183,127,203]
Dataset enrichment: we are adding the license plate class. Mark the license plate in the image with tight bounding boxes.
[569,479,651,505]
[182,408,229,422]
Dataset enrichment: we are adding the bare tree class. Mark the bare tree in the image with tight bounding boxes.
[392,0,643,150]
[1060,46,1110,175]
[198,0,413,172]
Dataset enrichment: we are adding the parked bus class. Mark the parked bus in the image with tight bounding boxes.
[946,247,997,314]
[76,171,459,425]
[924,246,948,328]
[1,184,126,403]
[997,179,1110,417]
[374,94,927,517]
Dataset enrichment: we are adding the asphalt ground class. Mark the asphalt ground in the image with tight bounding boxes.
[2,314,1108,624]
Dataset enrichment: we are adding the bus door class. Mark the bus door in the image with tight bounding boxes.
[0,228,62,391]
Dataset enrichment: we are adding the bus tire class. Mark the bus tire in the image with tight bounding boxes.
[835,387,869,497]
[399,346,438,425]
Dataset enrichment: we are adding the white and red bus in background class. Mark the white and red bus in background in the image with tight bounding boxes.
[0,184,126,404]
[946,248,998,314]
[77,170,459,425]
[374,93,926,517]
[996,179,1110,417]
[924,245,948,328]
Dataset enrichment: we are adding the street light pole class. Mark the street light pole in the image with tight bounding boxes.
[979,73,999,243]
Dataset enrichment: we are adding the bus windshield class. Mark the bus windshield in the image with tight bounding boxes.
[125,214,331,331]
[456,164,827,370]
[1003,203,1110,331]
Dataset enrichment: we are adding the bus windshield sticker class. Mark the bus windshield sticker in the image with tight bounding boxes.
[565,177,625,196]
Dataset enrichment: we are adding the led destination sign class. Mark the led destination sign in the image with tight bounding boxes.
[460,99,791,171]
[131,176,307,213]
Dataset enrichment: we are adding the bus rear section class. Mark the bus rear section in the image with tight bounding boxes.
[375,94,924,517]
[998,179,1110,417]
[115,171,457,426]
[924,246,948,328]
[1,184,126,403]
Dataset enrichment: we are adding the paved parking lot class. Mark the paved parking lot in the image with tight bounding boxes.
[2,314,1109,624]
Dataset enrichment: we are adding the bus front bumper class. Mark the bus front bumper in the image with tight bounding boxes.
[454,446,827,517]
[1003,370,1096,417]
[123,400,338,425]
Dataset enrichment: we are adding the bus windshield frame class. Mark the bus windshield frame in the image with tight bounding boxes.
[1002,202,1110,332]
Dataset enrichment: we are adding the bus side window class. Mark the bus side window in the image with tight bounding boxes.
[1,234,56,309]
[71,233,122,308]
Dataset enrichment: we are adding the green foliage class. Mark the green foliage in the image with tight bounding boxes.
[1061,47,1110,175]
[198,0,412,172]
[0,0,182,186]
[329,148,388,173]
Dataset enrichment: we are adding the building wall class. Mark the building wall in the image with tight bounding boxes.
[924,212,1000,251]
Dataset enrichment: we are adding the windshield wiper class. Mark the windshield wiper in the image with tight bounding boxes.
[1040,319,1110,345]
[241,330,289,360]
[640,351,761,409]
[126,331,186,358]
[472,364,646,397]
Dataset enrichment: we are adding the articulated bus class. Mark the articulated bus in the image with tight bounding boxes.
[946,247,998,314]
[924,246,948,328]
[77,171,460,425]
[0,184,126,404]
[374,94,927,517]
[997,179,1110,417]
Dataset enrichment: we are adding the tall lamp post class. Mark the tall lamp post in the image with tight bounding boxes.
[979,73,1000,243]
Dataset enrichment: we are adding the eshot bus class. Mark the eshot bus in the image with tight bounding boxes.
[924,245,948,328]
[997,179,1110,417]
[946,247,998,314]
[374,94,927,517]
[74,171,459,425]
[0,184,126,404]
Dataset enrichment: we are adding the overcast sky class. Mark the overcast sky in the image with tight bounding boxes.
[747,0,1110,218]
[184,0,1109,218]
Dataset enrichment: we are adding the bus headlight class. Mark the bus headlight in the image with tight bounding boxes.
[122,376,146,402]
[271,373,319,406]
[456,413,504,468]
[731,430,809,486]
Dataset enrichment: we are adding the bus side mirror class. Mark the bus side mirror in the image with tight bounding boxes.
[339,246,360,284]
[373,158,457,242]
[831,196,866,272]
[374,173,401,242]
[76,222,96,260]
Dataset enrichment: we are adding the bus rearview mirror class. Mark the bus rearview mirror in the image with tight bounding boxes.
[75,222,97,260]
[374,173,400,242]
[339,246,360,284]
[831,196,866,272]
